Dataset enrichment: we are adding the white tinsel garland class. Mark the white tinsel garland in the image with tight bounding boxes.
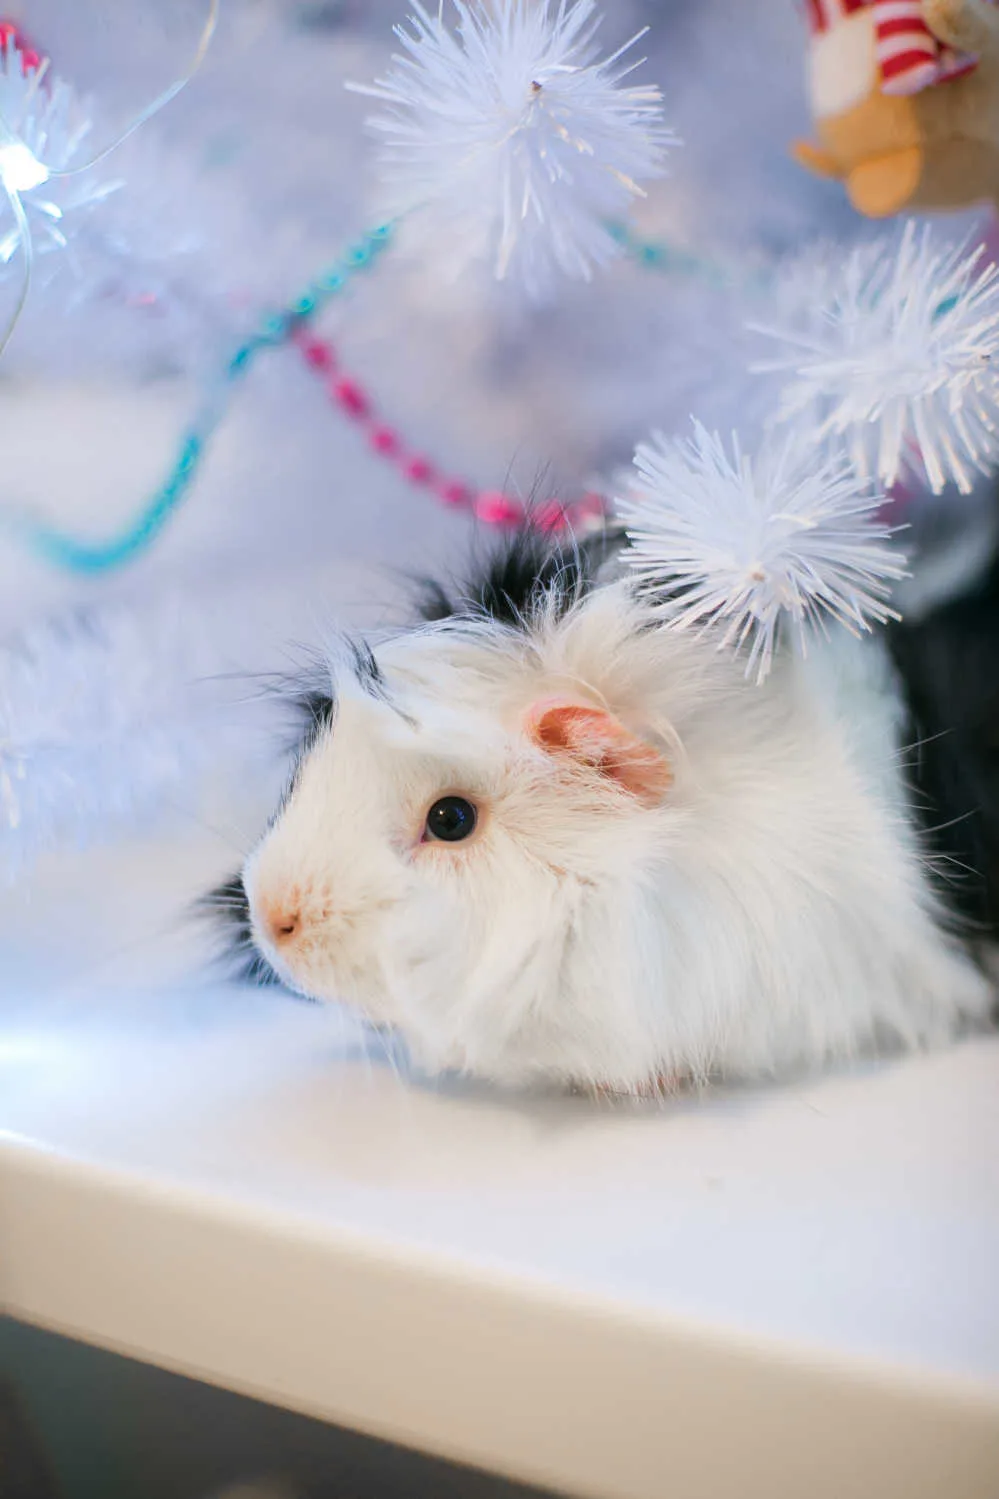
[752,222,999,496]
[616,421,907,683]
[0,598,269,875]
[350,0,674,295]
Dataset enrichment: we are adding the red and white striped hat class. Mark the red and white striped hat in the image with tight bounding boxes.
[801,0,979,96]
[873,0,977,92]
[803,0,868,31]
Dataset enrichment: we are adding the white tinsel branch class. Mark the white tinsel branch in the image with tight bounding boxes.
[0,35,119,271]
[616,421,907,683]
[751,222,999,496]
[0,599,261,875]
[349,0,674,295]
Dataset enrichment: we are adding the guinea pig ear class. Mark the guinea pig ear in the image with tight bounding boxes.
[525,699,672,808]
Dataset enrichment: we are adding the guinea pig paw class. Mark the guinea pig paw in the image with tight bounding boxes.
[582,1071,687,1103]
[790,138,842,180]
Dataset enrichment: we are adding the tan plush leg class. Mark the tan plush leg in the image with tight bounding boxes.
[791,138,843,180]
[846,145,924,216]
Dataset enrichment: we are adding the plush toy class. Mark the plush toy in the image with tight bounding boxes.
[793,0,999,218]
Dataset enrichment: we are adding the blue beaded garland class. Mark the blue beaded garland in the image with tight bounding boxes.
[12,224,395,573]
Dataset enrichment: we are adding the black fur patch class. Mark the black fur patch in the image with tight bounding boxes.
[294,686,336,738]
[888,550,999,939]
[284,637,390,747]
[414,523,627,628]
[199,872,282,987]
[303,640,405,742]
[347,636,388,695]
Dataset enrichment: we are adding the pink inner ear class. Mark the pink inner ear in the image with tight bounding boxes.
[526,699,672,808]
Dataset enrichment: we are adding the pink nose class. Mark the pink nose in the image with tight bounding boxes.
[259,898,301,947]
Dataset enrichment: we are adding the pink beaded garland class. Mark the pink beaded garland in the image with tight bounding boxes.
[332,377,369,419]
[290,327,606,534]
[404,456,435,484]
[474,490,524,526]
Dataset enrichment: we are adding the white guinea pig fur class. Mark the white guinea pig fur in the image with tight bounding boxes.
[235,547,994,1096]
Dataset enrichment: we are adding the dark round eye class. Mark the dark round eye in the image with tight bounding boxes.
[425,796,478,843]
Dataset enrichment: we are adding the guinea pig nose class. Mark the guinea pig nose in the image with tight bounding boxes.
[262,900,301,946]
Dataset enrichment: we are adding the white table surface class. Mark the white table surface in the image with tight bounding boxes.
[2,831,999,1499]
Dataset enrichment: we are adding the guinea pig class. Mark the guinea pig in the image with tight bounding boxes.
[208,527,998,1097]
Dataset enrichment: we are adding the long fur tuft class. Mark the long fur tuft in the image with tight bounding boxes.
[413,522,626,627]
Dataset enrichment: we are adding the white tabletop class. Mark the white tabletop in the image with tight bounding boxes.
[2,830,999,1499]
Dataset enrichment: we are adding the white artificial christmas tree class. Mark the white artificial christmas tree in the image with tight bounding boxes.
[0,0,996,877]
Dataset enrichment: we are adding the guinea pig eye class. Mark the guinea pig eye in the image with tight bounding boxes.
[424,796,478,843]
